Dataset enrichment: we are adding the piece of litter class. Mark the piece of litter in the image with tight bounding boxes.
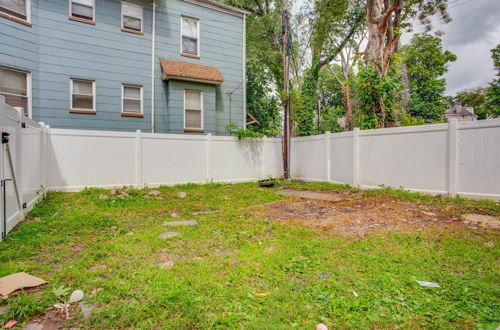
[254,292,269,297]
[0,272,47,299]
[316,324,329,330]
[125,232,134,236]
[171,213,179,218]
[319,275,329,280]
[317,294,328,302]
[178,192,187,198]
[68,290,84,304]
[484,241,495,248]
[352,291,359,297]
[4,320,17,329]
[448,217,459,221]
[416,281,441,288]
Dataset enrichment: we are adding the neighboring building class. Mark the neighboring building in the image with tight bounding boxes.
[0,0,248,134]
[444,104,478,122]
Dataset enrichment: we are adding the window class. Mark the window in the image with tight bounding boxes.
[70,0,94,21]
[122,84,142,115]
[184,90,203,130]
[0,0,29,21]
[121,1,142,33]
[181,16,199,57]
[70,78,95,112]
[0,67,29,117]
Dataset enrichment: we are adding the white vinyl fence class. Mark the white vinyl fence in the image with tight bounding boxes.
[291,120,500,200]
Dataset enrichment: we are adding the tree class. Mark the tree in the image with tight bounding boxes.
[401,33,456,122]
[486,44,500,116]
[363,0,450,127]
[295,0,365,136]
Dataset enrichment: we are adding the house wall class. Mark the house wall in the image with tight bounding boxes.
[0,0,245,134]
[154,0,245,135]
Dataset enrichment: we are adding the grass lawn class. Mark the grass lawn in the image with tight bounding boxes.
[0,181,499,329]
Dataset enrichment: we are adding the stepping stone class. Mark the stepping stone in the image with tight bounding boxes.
[158,232,180,239]
[277,189,345,202]
[163,220,198,226]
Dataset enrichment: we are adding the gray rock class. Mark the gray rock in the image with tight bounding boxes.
[484,241,495,248]
[79,302,93,319]
[158,232,180,239]
[163,220,198,226]
[22,323,43,330]
[150,190,161,196]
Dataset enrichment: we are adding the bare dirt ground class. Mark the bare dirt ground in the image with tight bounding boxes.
[254,189,499,237]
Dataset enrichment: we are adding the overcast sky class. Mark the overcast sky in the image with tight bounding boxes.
[406,0,500,95]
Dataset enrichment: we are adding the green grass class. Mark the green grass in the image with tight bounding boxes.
[0,181,499,329]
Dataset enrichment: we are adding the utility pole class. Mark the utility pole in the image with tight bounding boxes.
[282,0,290,179]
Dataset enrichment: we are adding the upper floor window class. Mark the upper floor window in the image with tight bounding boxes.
[122,1,143,33]
[122,84,143,116]
[0,66,30,117]
[70,78,95,113]
[70,0,94,22]
[181,16,199,57]
[0,0,29,21]
[184,89,203,131]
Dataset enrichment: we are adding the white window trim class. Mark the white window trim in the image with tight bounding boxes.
[121,1,143,32]
[0,66,31,118]
[180,16,200,57]
[70,78,96,111]
[121,84,143,114]
[68,0,96,21]
[0,0,31,23]
[184,89,203,130]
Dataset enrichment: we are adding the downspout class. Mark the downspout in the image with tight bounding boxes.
[242,14,246,129]
[151,0,156,133]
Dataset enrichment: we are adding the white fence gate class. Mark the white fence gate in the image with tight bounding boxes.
[0,97,46,239]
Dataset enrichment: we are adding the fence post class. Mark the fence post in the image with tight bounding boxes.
[135,130,142,188]
[352,127,359,187]
[45,125,50,190]
[447,119,458,197]
[325,132,330,182]
[15,109,24,218]
[206,133,212,182]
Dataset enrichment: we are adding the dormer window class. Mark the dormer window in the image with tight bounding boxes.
[181,16,199,58]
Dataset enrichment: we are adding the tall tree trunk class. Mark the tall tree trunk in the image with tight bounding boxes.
[364,0,401,127]
[341,83,353,131]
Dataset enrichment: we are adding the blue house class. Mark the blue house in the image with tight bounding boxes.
[0,0,248,134]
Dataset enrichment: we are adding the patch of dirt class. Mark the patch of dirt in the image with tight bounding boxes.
[254,189,486,237]
[157,251,181,269]
[462,214,500,229]
[26,304,80,330]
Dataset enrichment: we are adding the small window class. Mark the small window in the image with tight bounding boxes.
[122,1,143,32]
[71,78,95,111]
[70,0,94,21]
[184,89,202,130]
[122,84,142,114]
[0,66,29,116]
[181,16,199,56]
[0,0,29,21]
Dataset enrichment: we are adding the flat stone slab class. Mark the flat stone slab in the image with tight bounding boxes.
[163,220,198,226]
[277,189,345,202]
[158,232,180,239]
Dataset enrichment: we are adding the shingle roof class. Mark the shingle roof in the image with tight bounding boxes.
[445,104,477,117]
[160,58,224,85]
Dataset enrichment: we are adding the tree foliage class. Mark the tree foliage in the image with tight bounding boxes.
[401,33,456,122]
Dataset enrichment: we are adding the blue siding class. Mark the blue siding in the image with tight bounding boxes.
[0,0,245,134]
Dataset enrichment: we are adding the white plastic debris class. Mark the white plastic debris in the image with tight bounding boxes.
[416,281,441,288]
[178,192,187,198]
[68,290,84,303]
